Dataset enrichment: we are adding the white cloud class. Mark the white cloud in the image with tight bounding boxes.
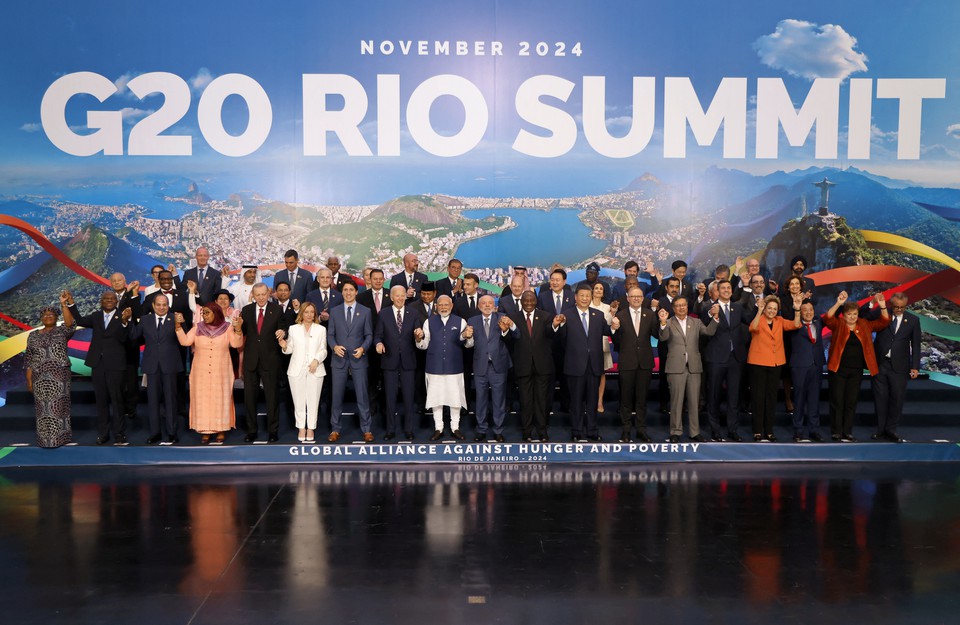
[947,123,960,139]
[871,125,898,143]
[753,19,868,81]
[921,144,960,161]
[189,68,214,93]
[119,107,155,125]
[20,122,42,133]
[114,72,135,94]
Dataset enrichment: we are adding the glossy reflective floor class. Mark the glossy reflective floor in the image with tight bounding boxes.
[1,464,958,625]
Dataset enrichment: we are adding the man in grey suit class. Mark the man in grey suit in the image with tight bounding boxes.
[871,292,922,443]
[326,280,374,442]
[466,295,514,442]
[657,297,718,443]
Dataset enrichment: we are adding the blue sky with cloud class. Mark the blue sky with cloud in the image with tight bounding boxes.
[1,0,959,203]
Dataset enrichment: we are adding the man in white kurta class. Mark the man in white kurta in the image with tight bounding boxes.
[415,294,469,440]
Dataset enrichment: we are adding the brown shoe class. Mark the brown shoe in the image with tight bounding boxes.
[328,431,341,443]
[363,432,374,443]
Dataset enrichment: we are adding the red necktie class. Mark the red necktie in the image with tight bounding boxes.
[526,313,533,336]
[806,322,815,343]
[257,307,264,333]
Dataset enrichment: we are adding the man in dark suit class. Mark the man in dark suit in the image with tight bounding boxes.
[498,274,525,318]
[129,294,182,444]
[434,258,464,299]
[452,273,485,320]
[611,286,657,443]
[788,298,826,442]
[236,282,288,442]
[738,273,768,321]
[326,281,374,442]
[411,282,436,412]
[872,292,922,443]
[325,256,356,292]
[701,280,749,442]
[143,270,194,418]
[181,247,221,305]
[109,272,142,421]
[655,260,695,302]
[465,295,513,442]
[374,285,421,440]
[389,253,429,303]
[273,280,297,424]
[275,249,314,304]
[537,268,575,415]
[357,268,389,430]
[65,289,132,445]
[558,283,618,441]
[305,267,344,314]
[610,260,641,302]
[508,291,561,441]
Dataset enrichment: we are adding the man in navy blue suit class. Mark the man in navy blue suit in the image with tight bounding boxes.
[374,285,421,440]
[788,298,826,442]
[701,279,749,442]
[498,275,525,318]
[466,295,514,442]
[537,268,575,414]
[305,267,344,315]
[129,294,183,444]
[275,249,314,304]
[65,289,133,445]
[326,280,374,442]
[871,292,922,443]
[181,247,221,305]
[558,283,619,441]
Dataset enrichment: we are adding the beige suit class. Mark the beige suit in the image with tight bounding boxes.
[658,315,717,436]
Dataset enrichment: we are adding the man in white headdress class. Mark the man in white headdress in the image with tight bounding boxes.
[227,264,261,308]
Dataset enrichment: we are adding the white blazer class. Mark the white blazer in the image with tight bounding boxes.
[283,323,328,378]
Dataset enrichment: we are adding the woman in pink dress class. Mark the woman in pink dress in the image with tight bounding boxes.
[175,302,243,444]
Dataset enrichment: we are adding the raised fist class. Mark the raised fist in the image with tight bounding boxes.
[709,303,720,318]
[174,312,185,324]
[186,280,197,294]
[121,307,132,323]
[128,280,140,293]
[837,291,849,304]
[658,308,669,323]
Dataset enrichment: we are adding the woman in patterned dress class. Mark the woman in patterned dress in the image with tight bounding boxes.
[24,293,76,448]
[175,302,244,444]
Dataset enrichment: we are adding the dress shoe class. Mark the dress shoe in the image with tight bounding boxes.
[495,434,505,443]
[244,433,258,443]
[383,432,396,441]
[328,432,341,443]
[523,434,534,443]
[831,434,842,442]
[636,432,652,443]
[690,434,705,442]
[115,434,128,445]
[451,430,465,441]
[430,430,443,441]
[268,433,279,443]
[539,433,549,442]
[887,432,903,443]
[363,432,375,443]
[810,432,823,442]
[96,435,110,445]
[710,431,723,442]
[766,434,777,443]
[754,433,763,442]
[841,434,857,442]
[727,431,743,442]
[668,435,680,444]
[870,432,884,441]
[793,434,803,443]
[587,434,602,442]
[404,431,414,440]
[619,432,632,443]
[474,433,487,442]
[145,434,162,445]
[168,435,179,444]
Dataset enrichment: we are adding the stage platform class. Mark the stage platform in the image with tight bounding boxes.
[1,377,957,468]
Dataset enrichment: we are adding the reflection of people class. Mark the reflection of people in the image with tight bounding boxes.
[176,302,242,444]
[279,302,328,444]
[823,291,890,442]
[871,292,921,443]
[25,295,76,448]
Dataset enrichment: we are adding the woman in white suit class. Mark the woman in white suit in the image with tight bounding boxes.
[279,301,328,443]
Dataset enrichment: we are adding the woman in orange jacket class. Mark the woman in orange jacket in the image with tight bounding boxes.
[748,293,802,441]
[823,291,890,441]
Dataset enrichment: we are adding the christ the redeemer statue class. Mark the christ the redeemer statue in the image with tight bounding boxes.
[814,177,836,216]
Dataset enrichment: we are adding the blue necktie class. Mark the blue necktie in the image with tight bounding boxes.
[581,311,588,333]
[346,306,353,326]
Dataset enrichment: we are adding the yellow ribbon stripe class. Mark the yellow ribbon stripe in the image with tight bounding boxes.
[860,230,960,272]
